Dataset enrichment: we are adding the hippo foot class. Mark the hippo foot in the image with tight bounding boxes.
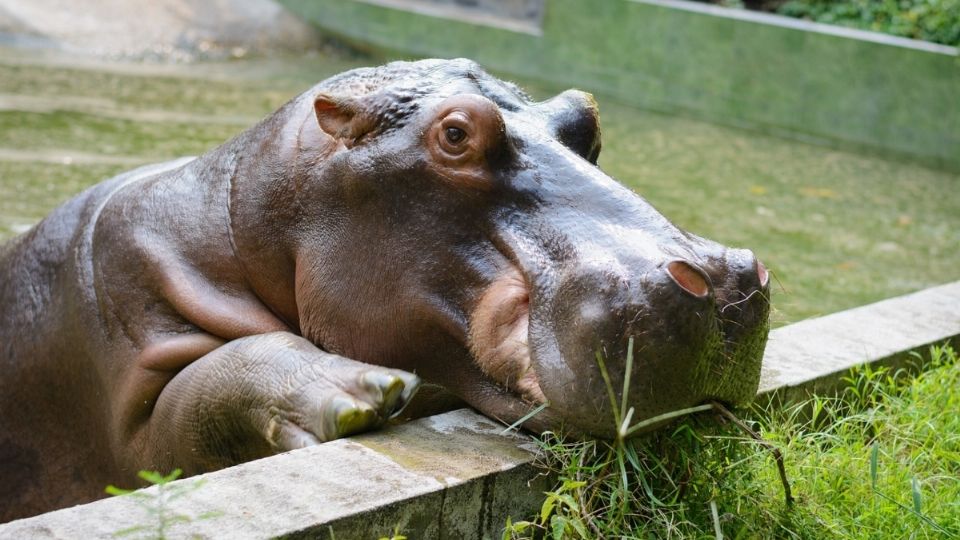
[264,365,420,450]
[138,331,421,470]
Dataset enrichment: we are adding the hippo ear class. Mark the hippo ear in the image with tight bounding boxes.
[543,90,602,165]
[314,93,378,145]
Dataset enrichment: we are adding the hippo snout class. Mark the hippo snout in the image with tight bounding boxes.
[527,247,771,439]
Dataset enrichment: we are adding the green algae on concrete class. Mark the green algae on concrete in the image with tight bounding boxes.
[0,161,128,239]
[0,46,957,327]
[0,110,242,159]
[596,99,960,324]
[280,0,960,172]
[355,415,537,483]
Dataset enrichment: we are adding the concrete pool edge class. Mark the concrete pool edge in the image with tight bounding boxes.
[278,0,960,173]
[2,280,958,538]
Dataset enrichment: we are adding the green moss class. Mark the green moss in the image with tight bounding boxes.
[597,99,960,325]
[0,161,127,238]
[0,52,364,117]
[281,0,960,171]
[0,110,241,159]
[0,50,957,326]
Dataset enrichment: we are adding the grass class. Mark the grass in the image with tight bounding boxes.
[0,52,360,116]
[505,343,960,539]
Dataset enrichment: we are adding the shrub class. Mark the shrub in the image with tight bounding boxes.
[713,0,960,46]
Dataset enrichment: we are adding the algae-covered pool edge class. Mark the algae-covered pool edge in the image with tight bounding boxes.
[0,46,957,326]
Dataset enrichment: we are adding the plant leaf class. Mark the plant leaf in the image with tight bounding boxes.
[557,493,579,513]
[540,497,556,525]
[561,480,587,491]
[569,516,590,539]
[105,485,132,496]
[550,515,567,540]
[138,470,165,484]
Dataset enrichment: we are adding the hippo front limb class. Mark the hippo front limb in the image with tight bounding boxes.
[134,332,420,474]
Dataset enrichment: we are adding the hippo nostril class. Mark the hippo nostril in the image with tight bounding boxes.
[667,260,710,298]
[757,259,769,288]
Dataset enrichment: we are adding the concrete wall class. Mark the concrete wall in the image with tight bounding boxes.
[280,0,960,172]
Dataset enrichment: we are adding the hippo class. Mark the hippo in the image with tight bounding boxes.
[0,58,769,522]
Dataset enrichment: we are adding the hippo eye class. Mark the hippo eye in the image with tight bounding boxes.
[438,111,472,155]
[445,127,466,145]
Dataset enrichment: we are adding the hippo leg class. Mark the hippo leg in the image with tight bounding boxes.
[139,331,419,473]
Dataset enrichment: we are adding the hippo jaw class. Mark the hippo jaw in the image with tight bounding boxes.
[525,258,771,439]
[468,265,545,404]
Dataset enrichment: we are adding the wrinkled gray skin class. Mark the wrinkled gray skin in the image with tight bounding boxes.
[0,59,769,521]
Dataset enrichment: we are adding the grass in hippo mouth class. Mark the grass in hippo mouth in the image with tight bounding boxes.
[504,343,959,539]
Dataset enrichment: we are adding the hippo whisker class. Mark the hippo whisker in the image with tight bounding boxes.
[719,288,764,314]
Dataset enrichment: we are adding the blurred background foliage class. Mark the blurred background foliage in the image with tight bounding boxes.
[711,0,960,46]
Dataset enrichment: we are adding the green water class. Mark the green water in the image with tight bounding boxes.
[1,47,957,325]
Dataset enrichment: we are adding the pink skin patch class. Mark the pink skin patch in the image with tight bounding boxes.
[468,266,546,403]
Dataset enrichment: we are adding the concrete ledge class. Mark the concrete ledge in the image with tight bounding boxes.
[3,281,958,538]
[759,280,960,401]
[0,410,547,539]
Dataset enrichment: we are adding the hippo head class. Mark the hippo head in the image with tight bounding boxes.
[262,59,769,438]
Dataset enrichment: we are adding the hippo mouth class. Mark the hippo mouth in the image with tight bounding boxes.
[468,266,546,405]
[467,255,770,438]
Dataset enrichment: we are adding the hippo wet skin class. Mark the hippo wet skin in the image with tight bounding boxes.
[0,59,769,521]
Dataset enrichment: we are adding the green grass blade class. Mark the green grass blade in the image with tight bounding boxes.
[623,404,714,438]
[618,407,635,439]
[617,446,629,502]
[710,500,723,540]
[105,485,133,496]
[911,477,922,514]
[638,466,666,507]
[500,402,550,435]
[623,440,642,472]
[620,336,634,424]
[595,350,622,427]
[870,442,878,490]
